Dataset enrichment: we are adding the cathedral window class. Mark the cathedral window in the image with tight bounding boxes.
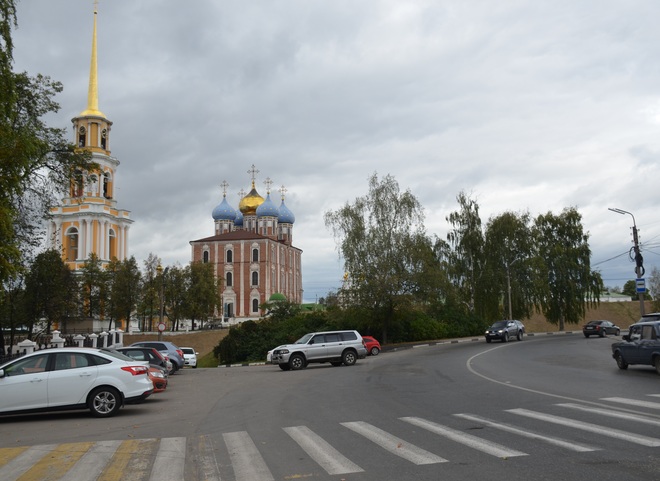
[252,298,259,313]
[226,249,233,263]
[66,228,79,261]
[251,271,259,286]
[101,128,107,149]
[252,248,259,262]
[203,251,209,263]
[226,272,233,287]
[78,126,86,147]
[103,173,111,199]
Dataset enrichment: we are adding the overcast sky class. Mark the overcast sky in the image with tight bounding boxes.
[12,0,660,302]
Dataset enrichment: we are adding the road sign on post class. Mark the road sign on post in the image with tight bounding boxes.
[636,278,645,293]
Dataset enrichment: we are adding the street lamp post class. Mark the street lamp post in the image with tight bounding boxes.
[608,208,645,316]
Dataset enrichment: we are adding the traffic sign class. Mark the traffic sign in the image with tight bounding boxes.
[636,278,645,293]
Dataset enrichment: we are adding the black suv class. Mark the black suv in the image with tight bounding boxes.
[485,320,525,343]
[611,313,660,374]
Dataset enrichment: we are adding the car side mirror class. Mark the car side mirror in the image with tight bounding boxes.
[622,334,630,342]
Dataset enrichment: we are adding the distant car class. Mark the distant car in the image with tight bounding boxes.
[180,347,198,368]
[112,347,169,375]
[362,336,381,356]
[485,320,525,343]
[0,348,153,417]
[611,316,660,374]
[148,367,168,393]
[583,320,620,338]
[130,341,185,372]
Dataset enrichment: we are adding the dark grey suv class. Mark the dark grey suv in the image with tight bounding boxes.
[485,320,525,343]
[611,314,660,374]
[130,341,185,372]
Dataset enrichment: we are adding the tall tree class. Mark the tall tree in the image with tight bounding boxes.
[106,257,141,331]
[532,208,603,330]
[483,211,535,321]
[1,3,94,284]
[138,253,160,332]
[79,253,107,320]
[324,173,431,343]
[23,249,77,335]
[185,261,220,330]
[164,264,187,332]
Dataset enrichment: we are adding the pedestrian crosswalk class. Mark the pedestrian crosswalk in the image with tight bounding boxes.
[2,394,660,481]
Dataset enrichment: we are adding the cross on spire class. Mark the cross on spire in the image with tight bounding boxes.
[238,189,246,199]
[220,180,229,197]
[279,185,287,201]
[247,164,259,188]
[263,177,273,194]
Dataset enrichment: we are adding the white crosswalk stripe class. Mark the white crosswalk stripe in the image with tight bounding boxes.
[0,445,56,481]
[64,440,122,481]
[600,397,660,410]
[284,425,364,475]
[341,421,448,465]
[150,437,187,481]
[558,403,660,427]
[223,431,275,481]
[507,408,660,447]
[453,413,599,452]
[400,416,528,458]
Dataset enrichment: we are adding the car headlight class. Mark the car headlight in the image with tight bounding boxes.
[275,349,289,355]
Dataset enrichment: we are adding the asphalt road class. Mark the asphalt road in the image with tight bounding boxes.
[1,333,660,481]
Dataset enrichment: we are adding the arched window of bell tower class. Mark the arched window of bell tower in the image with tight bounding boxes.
[78,126,86,147]
[65,227,79,262]
[109,229,117,260]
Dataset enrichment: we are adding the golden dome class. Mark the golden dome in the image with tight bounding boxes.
[239,186,265,215]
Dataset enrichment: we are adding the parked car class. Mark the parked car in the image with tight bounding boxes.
[268,330,368,371]
[180,347,198,368]
[148,366,168,393]
[362,336,381,356]
[485,320,525,343]
[583,320,620,338]
[130,341,185,372]
[0,348,153,417]
[611,316,660,374]
[112,347,169,375]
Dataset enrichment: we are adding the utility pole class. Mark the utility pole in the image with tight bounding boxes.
[608,208,645,316]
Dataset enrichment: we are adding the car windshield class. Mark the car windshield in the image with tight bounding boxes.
[490,321,508,329]
[295,334,313,344]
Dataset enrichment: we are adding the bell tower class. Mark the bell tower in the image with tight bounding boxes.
[48,4,132,269]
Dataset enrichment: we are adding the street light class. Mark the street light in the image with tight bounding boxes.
[608,208,645,316]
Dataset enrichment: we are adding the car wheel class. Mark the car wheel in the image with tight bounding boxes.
[289,354,306,371]
[486,338,492,343]
[342,350,357,366]
[583,333,589,338]
[516,330,523,341]
[330,361,342,367]
[502,332,509,343]
[615,352,628,370]
[88,386,121,418]
[192,365,197,369]
[654,357,660,376]
[370,347,380,356]
[615,329,620,336]
[279,364,290,371]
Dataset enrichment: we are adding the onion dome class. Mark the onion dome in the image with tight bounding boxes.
[238,183,264,215]
[234,209,244,227]
[212,195,237,221]
[269,292,286,302]
[278,199,295,224]
[256,193,279,217]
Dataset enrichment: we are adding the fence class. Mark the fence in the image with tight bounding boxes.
[0,329,126,365]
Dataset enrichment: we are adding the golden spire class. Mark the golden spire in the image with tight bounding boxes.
[80,1,105,117]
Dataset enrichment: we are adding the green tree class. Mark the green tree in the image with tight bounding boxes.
[1,4,94,284]
[23,249,77,335]
[106,257,141,331]
[324,173,432,343]
[621,280,637,300]
[532,208,603,330]
[164,264,187,331]
[185,261,220,330]
[138,253,160,332]
[79,253,107,320]
[482,211,535,321]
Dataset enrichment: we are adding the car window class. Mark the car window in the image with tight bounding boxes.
[341,332,357,341]
[641,325,657,340]
[125,351,146,361]
[4,353,50,376]
[310,335,325,344]
[54,352,90,371]
[90,354,112,365]
[325,333,340,343]
[629,325,642,341]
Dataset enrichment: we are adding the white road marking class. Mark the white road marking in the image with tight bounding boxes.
[341,421,448,465]
[149,437,187,481]
[558,403,660,427]
[454,413,598,452]
[601,397,660,410]
[507,408,660,447]
[65,440,121,481]
[223,431,274,481]
[283,425,364,475]
[0,445,56,481]
[400,417,527,459]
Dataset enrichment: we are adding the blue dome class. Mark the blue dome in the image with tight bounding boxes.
[234,209,244,227]
[256,193,279,217]
[278,200,295,224]
[212,196,237,221]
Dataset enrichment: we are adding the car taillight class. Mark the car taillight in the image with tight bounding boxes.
[121,366,149,376]
[176,349,184,358]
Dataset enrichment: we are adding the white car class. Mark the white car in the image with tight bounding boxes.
[180,347,198,368]
[0,348,154,418]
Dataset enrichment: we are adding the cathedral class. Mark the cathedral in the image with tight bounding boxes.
[47,7,132,269]
[190,167,303,322]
